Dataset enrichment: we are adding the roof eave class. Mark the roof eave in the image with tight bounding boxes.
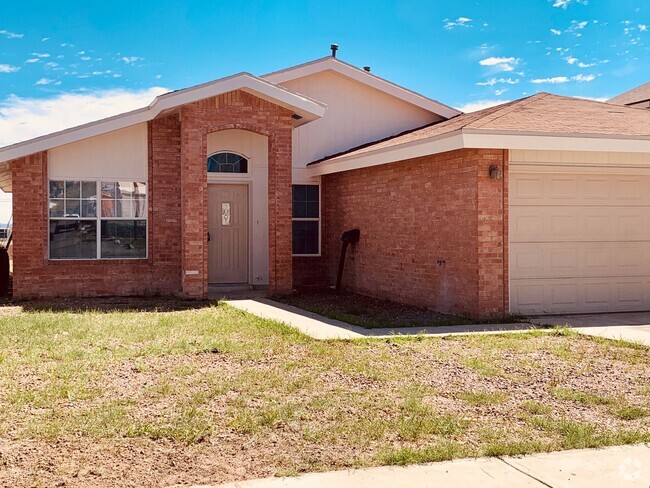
[0,73,326,164]
[308,129,650,176]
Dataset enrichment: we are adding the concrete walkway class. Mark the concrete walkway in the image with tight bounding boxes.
[530,312,650,346]
[225,298,536,340]
[194,444,649,488]
[227,299,650,346]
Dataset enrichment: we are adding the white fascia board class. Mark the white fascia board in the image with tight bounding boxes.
[263,57,461,120]
[0,73,326,164]
[308,129,650,177]
[307,131,465,176]
[462,130,650,153]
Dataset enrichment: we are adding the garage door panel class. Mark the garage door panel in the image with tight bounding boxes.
[511,206,650,242]
[510,277,650,314]
[510,170,650,314]
[511,242,650,279]
[511,173,650,206]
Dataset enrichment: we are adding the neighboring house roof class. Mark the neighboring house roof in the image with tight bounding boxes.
[609,81,650,106]
[262,56,461,120]
[0,72,327,165]
[308,93,650,176]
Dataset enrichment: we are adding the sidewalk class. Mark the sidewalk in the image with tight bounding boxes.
[225,298,536,340]
[194,444,649,488]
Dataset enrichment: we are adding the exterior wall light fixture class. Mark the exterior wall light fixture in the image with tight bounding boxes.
[489,164,501,180]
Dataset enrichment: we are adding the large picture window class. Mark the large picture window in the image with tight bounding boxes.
[49,180,147,260]
[292,184,320,256]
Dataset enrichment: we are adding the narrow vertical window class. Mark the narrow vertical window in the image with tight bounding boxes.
[292,184,320,255]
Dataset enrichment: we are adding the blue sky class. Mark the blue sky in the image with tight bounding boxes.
[0,0,649,222]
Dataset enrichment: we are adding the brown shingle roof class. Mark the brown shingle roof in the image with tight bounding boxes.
[609,82,650,106]
[311,93,650,165]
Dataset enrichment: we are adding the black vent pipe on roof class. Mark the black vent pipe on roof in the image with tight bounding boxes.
[330,43,339,57]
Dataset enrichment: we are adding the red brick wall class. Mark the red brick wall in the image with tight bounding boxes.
[9,91,294,300]
[320,148,508,318]
[179,90,293,297]
[10,120,183,298]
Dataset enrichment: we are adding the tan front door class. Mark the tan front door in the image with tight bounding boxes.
[208,184,249,284]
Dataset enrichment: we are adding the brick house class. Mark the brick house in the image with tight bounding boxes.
[2,56,650,318]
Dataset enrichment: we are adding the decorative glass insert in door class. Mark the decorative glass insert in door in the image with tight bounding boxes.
[221,202,231,226]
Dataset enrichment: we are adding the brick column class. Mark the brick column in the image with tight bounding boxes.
[11,152,48,299]
[268,127,293,295]
[179,112,208,298]
[476,149,508,317]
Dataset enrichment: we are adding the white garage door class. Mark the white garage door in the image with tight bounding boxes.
[510,170,650,315]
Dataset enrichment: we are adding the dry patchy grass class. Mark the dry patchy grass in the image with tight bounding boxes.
[0,300,648,487]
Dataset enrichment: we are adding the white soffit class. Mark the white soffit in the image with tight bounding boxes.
[308,130,650,176]
[0,72,326,164]
[262,57,461,120]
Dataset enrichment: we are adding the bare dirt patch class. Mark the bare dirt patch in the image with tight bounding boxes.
[0,301,648,487]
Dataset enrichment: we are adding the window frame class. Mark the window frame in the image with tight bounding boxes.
[206,151,250,175]
[291,183,321,257]
[48,179,148,261]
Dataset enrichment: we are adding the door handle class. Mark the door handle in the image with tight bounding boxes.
[207,232,211,242]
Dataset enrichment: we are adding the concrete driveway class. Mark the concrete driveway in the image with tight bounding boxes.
[530,312,650,346]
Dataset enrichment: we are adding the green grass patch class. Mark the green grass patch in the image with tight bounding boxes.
[552,387,613,406]
[458,391,508,405]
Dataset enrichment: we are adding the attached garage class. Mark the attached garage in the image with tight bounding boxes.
[509,150,650,315]
[310,93,650,318]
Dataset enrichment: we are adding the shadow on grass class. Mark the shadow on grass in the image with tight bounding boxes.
[1,296,215,314]
[277,289,528,329]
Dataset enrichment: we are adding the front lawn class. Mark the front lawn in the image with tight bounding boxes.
[0,300,648,487]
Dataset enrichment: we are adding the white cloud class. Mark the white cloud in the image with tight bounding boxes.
[80,56,91,61]
[476,77,520,86]
[495,89,508,96]
[25,58,39,63]
[574,73,595,82]
[566,56,578,65]
[576,96,608,102]
[35,78,55,85]
[31,52,50,58]
[443,17,472,30]
[0,29,23,39]
[0,64,20,73]
[456,99,509,113]
[550,28,562,35]
[530,74,595,84]
[0,87,168,147]
[41,37,50,42]
[551,0,588,8]
[577,61,596,68]
[531,76,570,84]
[479,56,519,72]
[640,24,648,32]
[120,56,142,64]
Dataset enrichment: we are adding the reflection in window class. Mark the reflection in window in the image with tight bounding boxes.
[101,220,146,259]
[48,179,147,260]
[49,220,97,259]
[207,152,248,173]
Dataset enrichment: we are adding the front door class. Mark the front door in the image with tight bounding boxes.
[208,184,249,284]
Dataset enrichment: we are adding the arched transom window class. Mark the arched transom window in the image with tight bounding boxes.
[207,152,248,173]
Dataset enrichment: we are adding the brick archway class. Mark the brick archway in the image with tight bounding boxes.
[179,90,293,298]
